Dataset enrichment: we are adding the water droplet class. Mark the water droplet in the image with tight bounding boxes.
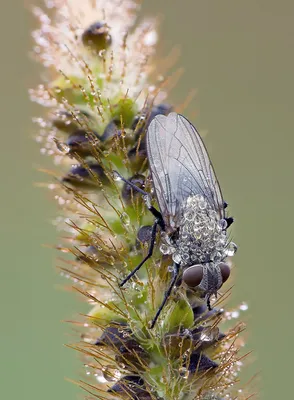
[101,365,121,382]
[212,251,223,262]
[218,219,228,230]
[182,253,190,263]
[240,302,248,311]
[112,171,122,181]
[198,198,207,210]
[120,212,130,226]
[200,326,219,342]
[143,195,152,208]
[184,210,195,221]
[225,242,237,257]
[172,253,182,264]
[160,243,170,255]
[53,138,70,154]
[178,366,189,379]
[143,30,157,46]
[96,374,108,383]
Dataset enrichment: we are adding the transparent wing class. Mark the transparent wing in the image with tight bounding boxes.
[146,112,224,228]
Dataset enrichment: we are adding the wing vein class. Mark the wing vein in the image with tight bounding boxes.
[146,113,224,228]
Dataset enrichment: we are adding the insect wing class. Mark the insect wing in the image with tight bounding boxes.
[146,112,224,227]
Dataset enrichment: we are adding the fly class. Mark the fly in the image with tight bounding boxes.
[116,112,237,328]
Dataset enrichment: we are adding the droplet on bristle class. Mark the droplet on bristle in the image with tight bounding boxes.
[225,242,238,257]
[101,365,121,382]
[239,302,248,311]
[143,30,157,46]
[120,212,130,227]
[53,138,70,154]
[178,366,189,379]
[199,326,219,342]
[112,171,122,181]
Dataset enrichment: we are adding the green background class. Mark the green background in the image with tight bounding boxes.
[1,0,293,398]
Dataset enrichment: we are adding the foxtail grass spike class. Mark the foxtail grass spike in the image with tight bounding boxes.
[31,1,254,399]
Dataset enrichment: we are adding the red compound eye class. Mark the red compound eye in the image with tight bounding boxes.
[182,265,203,288]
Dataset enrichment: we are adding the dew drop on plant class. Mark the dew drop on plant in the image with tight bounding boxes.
[199,326,219,342]
[101,365,121,382]
[239,302,248,311]
[120,212,130,226]
[112,171,122,181]
[225,242,238,256]
[96,374,107,383]
[143,30,157,46]
[178,366,189,379]
[53,138,70,154]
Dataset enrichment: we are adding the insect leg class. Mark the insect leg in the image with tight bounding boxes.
[150,263,180,329]
[114,170,148,196]
[225,217,234,228]
[120,219,160,287]
[114,170,165,229]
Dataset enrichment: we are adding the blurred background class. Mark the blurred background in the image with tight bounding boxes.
[1,0,293,398]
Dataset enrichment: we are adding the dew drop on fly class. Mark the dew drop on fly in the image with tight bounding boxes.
[118,113,237,327]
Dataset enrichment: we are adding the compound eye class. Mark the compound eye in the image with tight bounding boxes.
[182,265,203,288]
[219,262,231,283]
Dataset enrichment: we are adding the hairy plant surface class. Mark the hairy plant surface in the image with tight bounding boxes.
[31,1,252,399]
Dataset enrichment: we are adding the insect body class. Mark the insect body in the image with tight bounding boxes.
[118,112,236,328]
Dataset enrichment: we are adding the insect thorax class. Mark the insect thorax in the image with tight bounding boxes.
[160,194,231,266]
